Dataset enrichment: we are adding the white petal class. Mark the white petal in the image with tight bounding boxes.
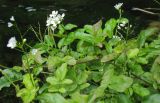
[120,23,125,27]
[7,37,17,49]
[8,22,13,27]
[114,3,123,10]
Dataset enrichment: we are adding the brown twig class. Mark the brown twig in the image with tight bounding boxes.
[132,7,160,15]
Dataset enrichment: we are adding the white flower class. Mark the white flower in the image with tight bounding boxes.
[8,22,13,27]
[10,16,15,21]
[46,11,65,32]
[7,37,17,49]
[31,49,38,55]
[114,3,123,10]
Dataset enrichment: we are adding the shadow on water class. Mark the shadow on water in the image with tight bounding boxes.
[0,0,159,102]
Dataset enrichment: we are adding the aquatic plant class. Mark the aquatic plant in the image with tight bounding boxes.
[0,3,160,103]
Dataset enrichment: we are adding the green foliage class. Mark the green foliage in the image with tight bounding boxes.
[16,74,39,103]
[64,23,77,30]
[103,18,117,38]
[1,11,160,103]
[37,93,66,103]
[132,83,150,97]
[0,68,22,90]
[143,94,160,103]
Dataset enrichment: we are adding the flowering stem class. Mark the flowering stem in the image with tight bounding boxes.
[48,27,56,48]
[115,9,122,36]
[38,22,43,42]
[125,23,130,40]
[15,23,23,41]
[31,26,43,43]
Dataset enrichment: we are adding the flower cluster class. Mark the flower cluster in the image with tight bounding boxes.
[114,3,123,10]
[46,11,65,32]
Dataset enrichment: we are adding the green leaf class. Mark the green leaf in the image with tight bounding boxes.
[90,71,103,82]
[77,70,88,84]
[23,74,35,89]
[115,53,127,65]
[117,18,129,24]
[58,24,65,34]
[132,83,150,97]
[58,31,95,48]
[78,56,98,63]
[128,60,144,76]
[79,83,90,90]
[63,56,76,65]
[136,57,148,64]
[46,77,59,85]
[64,23,77,30]
[89,65,115,103]
[113,42,125,53]
[117,94,132,103]
[105,43,113,53]
[103,18,117,38]
[39,84,49,94]
[0,77,10,90]
[0,69,22,90]
[17,74,38,103]
[59,88,66,93]
[33,66,43,76]
[55,63,68,80]
[17,87,38,103]
[47,56,63,70]
[151,56,160,84]
[58,38,65,48]
[69,92,88,103]
[48,86,60,93]
[143,94,160,103]
[108,75,133,92]
[37,93,66,103]
[62,79,73,84]
[12,66,22,72]
[137,28,158,48]
[101,65,115,87]
[84,25,93,34]
[127,48,139,59]
[44,35,54,47]
[101,53,117,62]
[33,50,45,64]
[93,20,102,33]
